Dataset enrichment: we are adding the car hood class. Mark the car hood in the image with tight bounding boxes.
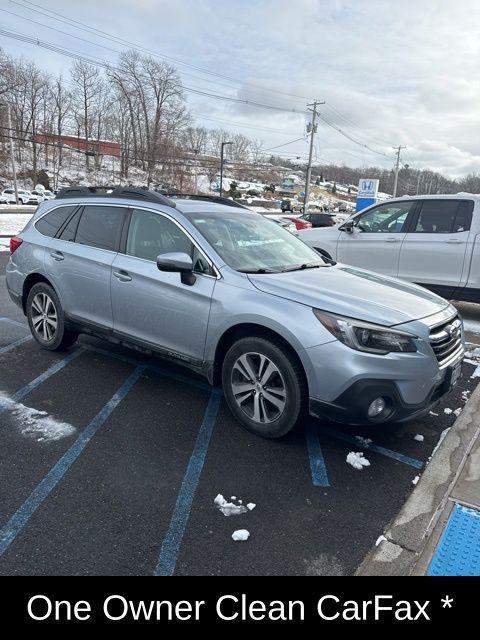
[248,264,450,326]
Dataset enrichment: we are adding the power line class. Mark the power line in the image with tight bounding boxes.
[191,112,299,135]
[0,28,309,116]
[261,137,307,152]
[1,127,303,172]
[323,103,394,148]
[318,112,392,159]
[8,0,311,103]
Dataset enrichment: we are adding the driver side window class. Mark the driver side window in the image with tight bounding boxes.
[355,202,414,233]
[126,209,213,276]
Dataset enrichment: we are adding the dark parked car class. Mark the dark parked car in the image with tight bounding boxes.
[300,212,336,228]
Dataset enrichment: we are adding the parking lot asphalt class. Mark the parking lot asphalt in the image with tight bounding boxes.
[0,254,479,575]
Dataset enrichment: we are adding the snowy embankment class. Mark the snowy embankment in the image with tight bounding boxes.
[0,213,33,250]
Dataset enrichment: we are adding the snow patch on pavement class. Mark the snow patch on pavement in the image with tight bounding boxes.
[414,434,424,442]
[412,475,420,485]
[375,535,387,547]
[214,494,249,516]
[0,393,76,442]
[232,529,250,541]
[346,451,370,470]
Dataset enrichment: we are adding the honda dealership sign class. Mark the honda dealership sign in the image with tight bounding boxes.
[356,178,379,211]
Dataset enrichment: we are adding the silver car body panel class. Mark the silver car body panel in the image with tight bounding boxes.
[6,195,464,420]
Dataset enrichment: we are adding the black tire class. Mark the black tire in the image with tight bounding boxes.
[26,282,78,351]
[222,336,306,438]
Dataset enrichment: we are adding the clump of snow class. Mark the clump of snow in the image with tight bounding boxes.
[247,503,256,511]
[429,428,451,461]
[462,390,471,402]
[414,434,424,442]
[232,529,250,542]
[375,535,387,547]
[214,494,248,516]
[464,347,480,377]
[346,451,370,470]
[429,411,439,416]
[355,435,372,448]
[444,407,462,417]
[0,393,76,442]
[412,475,420,485]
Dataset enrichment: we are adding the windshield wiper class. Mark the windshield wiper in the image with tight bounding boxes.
[279,263,324,272]
[237,267,279,274]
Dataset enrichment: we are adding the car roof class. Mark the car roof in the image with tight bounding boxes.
[392,193,480,202]
[34,195,260,223]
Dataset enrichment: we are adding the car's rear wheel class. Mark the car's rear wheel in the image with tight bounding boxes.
[26,283,78,351]
[222,336,305,438]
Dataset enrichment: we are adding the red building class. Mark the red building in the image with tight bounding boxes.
[34,133,121,158]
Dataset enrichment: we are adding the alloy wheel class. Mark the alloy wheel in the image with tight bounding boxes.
[230,352,287,423]
[31,292,58,342]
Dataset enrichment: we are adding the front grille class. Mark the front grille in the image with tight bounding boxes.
[429,316,463,368]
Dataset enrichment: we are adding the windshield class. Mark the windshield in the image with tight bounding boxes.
[189,211,325,272]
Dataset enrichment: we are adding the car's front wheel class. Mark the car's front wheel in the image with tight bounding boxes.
[26,282,78,351]
[222,336,305,438]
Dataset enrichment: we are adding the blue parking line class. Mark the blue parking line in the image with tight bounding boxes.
[0,335,32,355]
[154,387,223,576]
[0,366,144,557]
[0,316,28,329]
[83,344,210,391]
[320,425,423,469]
[7,348,85,406]
[305,423,330,486]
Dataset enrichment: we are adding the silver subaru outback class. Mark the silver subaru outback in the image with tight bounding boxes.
[6,187,464,438]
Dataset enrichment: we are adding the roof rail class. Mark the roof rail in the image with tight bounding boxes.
[165,193,250,210]
[56,186,176,207]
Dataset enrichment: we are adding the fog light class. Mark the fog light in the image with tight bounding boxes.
[367,397,386,418]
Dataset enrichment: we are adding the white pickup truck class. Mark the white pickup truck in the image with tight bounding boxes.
[298,194,480,304]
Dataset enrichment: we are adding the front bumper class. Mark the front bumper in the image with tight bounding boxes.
[303,323,464,425]
[309,367,460,426]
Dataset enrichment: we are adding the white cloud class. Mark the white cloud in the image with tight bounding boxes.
[2,0,480,176]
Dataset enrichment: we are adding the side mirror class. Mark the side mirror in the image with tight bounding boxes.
[156,252,196,286]
[339,219,354,233]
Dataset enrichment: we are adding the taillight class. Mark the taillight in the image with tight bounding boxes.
[10,236,23,254]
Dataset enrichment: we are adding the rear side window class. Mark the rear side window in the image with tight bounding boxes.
[57,208,81,242]
[35,206,76,238]
[452,200,474,232]
[413,200,472,233]
[76,205,127,251]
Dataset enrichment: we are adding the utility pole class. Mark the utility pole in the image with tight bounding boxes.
[416,172,421,195]
[219,141,232,198]
[392,145,406,197]
[304,100,324,213]
[192,148,199,194]
[1,103,19,204]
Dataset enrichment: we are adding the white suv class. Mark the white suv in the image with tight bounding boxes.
[299,194,480,304]
[1,189,18,204]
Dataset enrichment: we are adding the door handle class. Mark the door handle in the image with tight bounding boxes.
[385,237,398,243]
[49,251,64,261]
[446,238,463,244]
[113,270,132,282]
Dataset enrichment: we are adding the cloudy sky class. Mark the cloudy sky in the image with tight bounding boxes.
[1,0,480,177]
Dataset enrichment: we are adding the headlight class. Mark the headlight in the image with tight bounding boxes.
[313,310,417,354]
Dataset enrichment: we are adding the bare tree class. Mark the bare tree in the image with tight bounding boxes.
[71,60,102,170]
